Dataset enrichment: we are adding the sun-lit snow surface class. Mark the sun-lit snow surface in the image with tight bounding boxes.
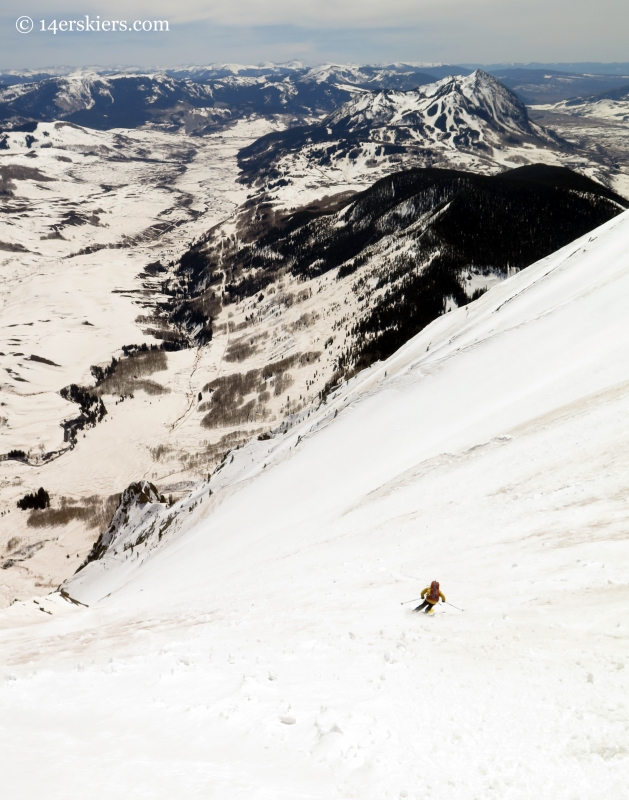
[0,64,455,134]
[326,71,537,143]
[2,208,629,798]
[0,118,275,446]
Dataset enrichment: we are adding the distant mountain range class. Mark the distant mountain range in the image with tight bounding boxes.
[484,68,629,105]
[2,62,628,132]
[0,65,465,132]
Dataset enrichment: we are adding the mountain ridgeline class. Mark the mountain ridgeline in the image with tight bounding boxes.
[168,164,626,386]
[0,66,462,132]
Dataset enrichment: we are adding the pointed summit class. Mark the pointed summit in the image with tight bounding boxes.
[325,69,538,146]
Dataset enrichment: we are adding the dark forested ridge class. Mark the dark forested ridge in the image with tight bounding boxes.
[168,164,626,388]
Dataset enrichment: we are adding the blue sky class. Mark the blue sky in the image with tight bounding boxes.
[1,0,627,69]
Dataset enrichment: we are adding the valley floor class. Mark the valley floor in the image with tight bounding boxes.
[0,118,278,605]
[530,107,629,196]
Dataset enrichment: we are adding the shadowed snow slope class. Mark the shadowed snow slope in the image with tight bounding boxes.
[2,211,629,798]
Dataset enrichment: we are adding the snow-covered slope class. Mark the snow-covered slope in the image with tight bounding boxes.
[173,164,625,388]
[2,210,628,798]
[324,70,538,143]
[0,72,220,131]
[0,118,623,610]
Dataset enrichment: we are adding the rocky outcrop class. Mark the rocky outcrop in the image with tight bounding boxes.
[77,480,163,569]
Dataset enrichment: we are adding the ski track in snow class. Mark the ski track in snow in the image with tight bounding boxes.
[1,211,629,797]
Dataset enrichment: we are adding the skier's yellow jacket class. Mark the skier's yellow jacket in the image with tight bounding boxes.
[421,586,446,605]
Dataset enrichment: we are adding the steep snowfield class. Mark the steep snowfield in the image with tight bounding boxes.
[2,206,629,798]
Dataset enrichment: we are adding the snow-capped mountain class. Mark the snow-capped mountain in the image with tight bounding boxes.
[238,70,565,188]
[0,73,219,130]
[173,62,458,89]
[291,63,464,90]
[0,69,71,87]
[1,54,629,795]
[325,70,536,141]
[1,62,628,610]
[0,65,459,132]
[3,208,629,798]
[0,113,623,607]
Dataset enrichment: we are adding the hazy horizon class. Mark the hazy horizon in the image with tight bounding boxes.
[2,61,629,76]
[2,0,628,71]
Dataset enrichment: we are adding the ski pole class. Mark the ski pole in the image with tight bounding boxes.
[445,601,464,611]
[401,597,422,605]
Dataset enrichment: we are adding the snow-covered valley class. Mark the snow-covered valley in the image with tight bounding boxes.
[0,117,281,604]
[530,85,629,195]
[1,207,629,798]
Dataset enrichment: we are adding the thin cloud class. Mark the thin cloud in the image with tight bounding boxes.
[1,0,627,67]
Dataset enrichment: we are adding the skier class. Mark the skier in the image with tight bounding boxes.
[414,581,445,614]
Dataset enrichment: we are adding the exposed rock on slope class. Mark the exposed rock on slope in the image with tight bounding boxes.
[0,74,216,131]
[0,65,455,132]
[78,481,164,569]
